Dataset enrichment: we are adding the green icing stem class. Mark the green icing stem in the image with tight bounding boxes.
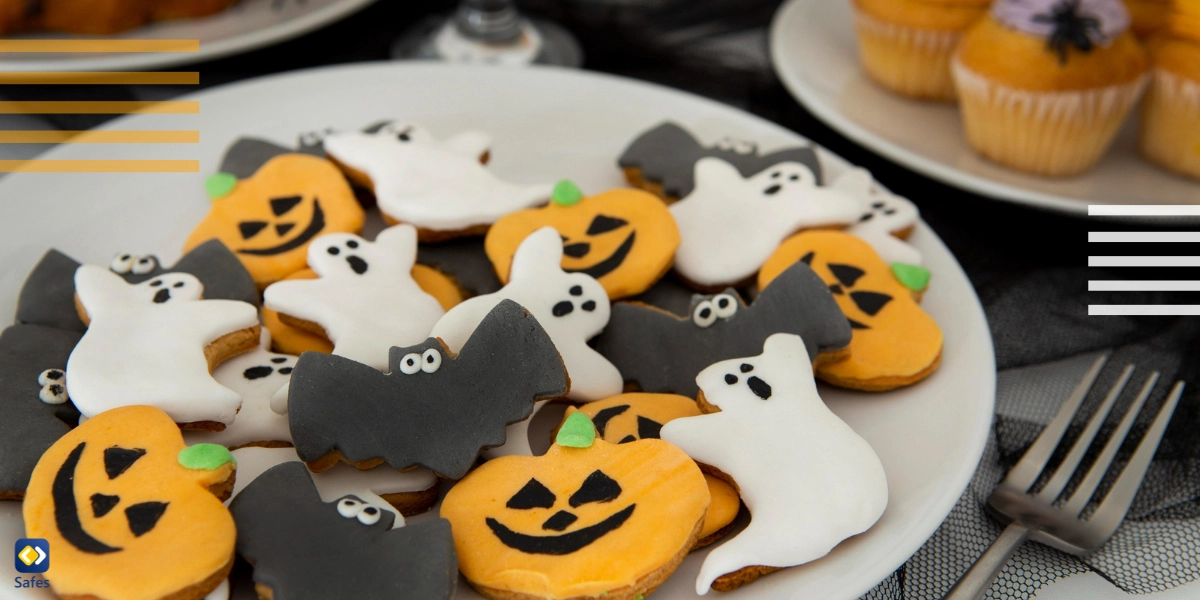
[556,412,596,448]
[891,262,931,292]
[205,172,237,200]
[551,180,584,207]
[178,443,235,470]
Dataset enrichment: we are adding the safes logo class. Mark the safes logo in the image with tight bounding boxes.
[14,539,48,574]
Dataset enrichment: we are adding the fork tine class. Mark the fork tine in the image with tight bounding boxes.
[1062,372,1159,516]
[1037,364,1134,501]
[1086,381,1185,539]
[1002,353,1110,491]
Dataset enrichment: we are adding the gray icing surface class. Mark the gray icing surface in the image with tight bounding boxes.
[617,121,824,198]
[417,237,503,297]
[218,137,325,179]
[230,462,457,600]
[592,262,851,398]
[15,240,260,331]
[288,299,569,479]
[626,271,704,317]
[0,324,82,496]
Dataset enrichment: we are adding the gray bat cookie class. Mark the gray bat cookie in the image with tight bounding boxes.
[288,299,569,479]
[592,261,851,398]
[230,462,457,600]
[218,137,325,179]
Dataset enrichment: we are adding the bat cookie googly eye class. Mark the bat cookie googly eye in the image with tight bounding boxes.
[109,253,135,274]
[692,300,717,328]
[399,353,422,375]
[131,256,156,276]
[421,348,442,374]
[712,293,738,319]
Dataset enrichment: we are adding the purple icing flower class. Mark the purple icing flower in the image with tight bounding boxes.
[993,0,1131,62]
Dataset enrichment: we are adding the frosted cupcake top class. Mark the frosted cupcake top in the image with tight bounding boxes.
[993,0,1131,42]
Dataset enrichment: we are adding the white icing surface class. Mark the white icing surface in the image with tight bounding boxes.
[323,122,551,232]
[229,446,439,529]
[834,168,924,267]
[431,226,621,405]
[263,224,445,372]
[671,157,863,286]
[67,266,258,424]
[660,333,889,595]
[185,330,295,449]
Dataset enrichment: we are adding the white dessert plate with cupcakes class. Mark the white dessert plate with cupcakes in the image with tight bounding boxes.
[0,63,993,600]
[770,0,1200,219]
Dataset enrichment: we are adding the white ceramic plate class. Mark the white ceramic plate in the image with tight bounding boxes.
[769,0,1200,218]
[0,63,995,600]
[0,0,376,72]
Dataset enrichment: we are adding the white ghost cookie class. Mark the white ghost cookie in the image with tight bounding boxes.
[660,333,888,594]
[185,330,295,449]
[67,265,260,425]
[263,224,445,372]
[229,446,439,528]
[431,227,622,454]
[670,157,863,288]
[832,167,923,267]
[323,122,552,236]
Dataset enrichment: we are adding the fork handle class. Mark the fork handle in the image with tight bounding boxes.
[942,524,1030,600]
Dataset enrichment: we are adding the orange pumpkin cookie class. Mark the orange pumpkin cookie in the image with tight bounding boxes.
[23,405,236,600]
[184,152,364,289]
[485,181,680,300]
[441,412,709,600]
[563,393,741,548]
[759,230,942,391]
[264,264,464,356]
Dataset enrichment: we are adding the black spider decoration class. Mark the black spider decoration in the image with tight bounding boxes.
[1033,0,1103,65]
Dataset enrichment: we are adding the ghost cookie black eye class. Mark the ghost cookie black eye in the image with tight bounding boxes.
[327,246,340,255]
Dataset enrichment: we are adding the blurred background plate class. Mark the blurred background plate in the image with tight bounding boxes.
[0,0,377,72]
[0,63,994,600]
[769,0,1200,219]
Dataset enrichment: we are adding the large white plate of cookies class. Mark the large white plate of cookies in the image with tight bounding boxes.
[0,63,994,600]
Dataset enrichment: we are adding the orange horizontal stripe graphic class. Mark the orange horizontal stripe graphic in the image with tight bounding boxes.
[0,160,199,172]
[0,40,199,53]
[0,130,199,143]
[0,72,199,84]
[0,101,198,114]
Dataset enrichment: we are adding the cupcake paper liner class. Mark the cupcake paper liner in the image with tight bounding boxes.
[854,9,962,101]
[1140,68,1200,179]
[952,60,1149,176]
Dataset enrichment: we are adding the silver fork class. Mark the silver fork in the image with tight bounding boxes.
[944,353,1186,600]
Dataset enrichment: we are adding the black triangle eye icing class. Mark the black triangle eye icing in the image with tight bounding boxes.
[125,501,168,537]
[270,196,303,217]
[586,215,629,235]
[91,493,119,518]
[591,405,629,437]
[569,470,621,507]
[850,291,892,316]
[800,252,815,266]
[507,478,556,509]
[238,221,268,240]
[104,447,146,479]
[636,416,663,439]
[828,264,866,288]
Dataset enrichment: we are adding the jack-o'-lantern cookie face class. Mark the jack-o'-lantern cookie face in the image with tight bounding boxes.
[441,413,708,600]
[486,182,681,300]
[564,393,741,548]
[185,152,364,289]
[759,230,943,392]
[23,405,236,600]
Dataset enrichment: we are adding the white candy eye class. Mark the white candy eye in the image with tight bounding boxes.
[39,384,68,405]
[38,369,64,387]
[692,300,717,328]
[421,348,441,374]
[357,505,381,526]
[713,293,738,319]
[337,497,363,519]
[131,256,156,275]
[109,253,134,274]
[399,353,422,375]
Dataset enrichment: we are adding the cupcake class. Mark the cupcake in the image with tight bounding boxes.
[1124,0,1172,36]
[952,0,1150,176]
[852,0,994,101]
[1139,0,1200,179]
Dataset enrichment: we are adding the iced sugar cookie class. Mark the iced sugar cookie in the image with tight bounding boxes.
[671,157,863,289]
[322,121,551,240]
[563,393,741,548]
[486,181,681,300]
[833,168,925,273]
[759,230,942,391]
[617,121,825,200]
[263,224,445,371]
[184,149,364,289]
[23,405,237,600]
[0,324,81,500]
[68,265,260,428]
[230,462,457,600]
[660,334,888,594]
[441,412,709,600]
[288,300,569,479]
[593,261,851,398]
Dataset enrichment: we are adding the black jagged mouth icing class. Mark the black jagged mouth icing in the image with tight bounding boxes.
[485,504,635,555]
[564,231,635,280]
[237,200,326,257]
